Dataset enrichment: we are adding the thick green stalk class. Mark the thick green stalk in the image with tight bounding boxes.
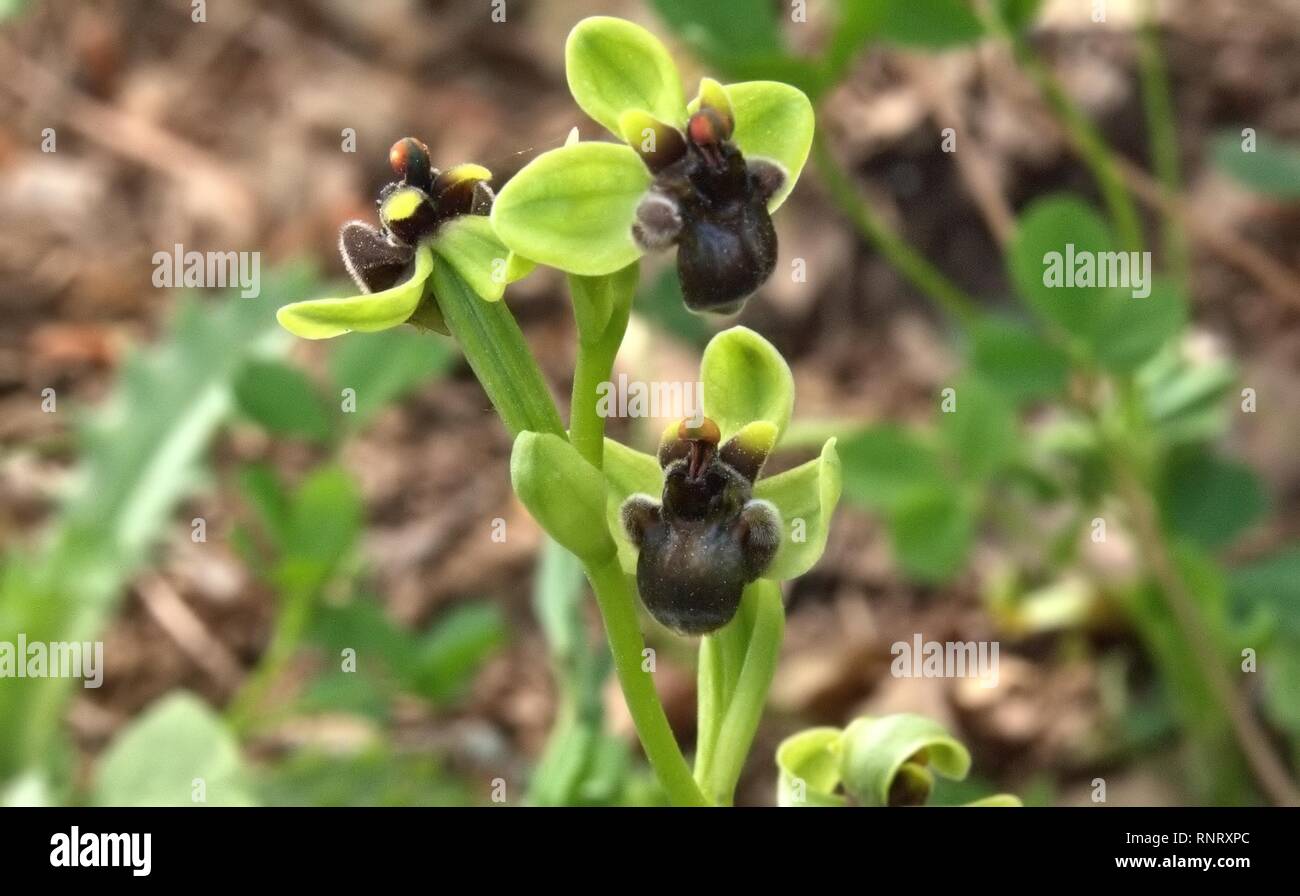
[700,579,785,806]
[567,265,637,468]
[430,258,565,438]
[694,594,756,787]
[587,554,710,806]
[812,138,979,328]
[437,261,704,805]
[992,18,1145,252]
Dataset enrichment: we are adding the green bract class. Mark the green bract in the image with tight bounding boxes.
[491,16,814,278]
[777,713,1021,808]
[602,326,840,583]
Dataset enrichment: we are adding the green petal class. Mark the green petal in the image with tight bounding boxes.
[491,142,652,277]
[965,793,1024,807]
[753,438,841,581]
[691,80,813,211]
[701,326,794,441]
[565,16,686,136]
[776,727,847,807]
[839,714,971,807]
[603,437,664,576]
[511,431,616,565]
[276,244,433,340]
[431,215,511,302]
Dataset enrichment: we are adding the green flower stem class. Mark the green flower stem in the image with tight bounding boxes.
[1137,0,1190,288]
[429,258,565,438]
[693,593,756,787]
[567,265,637,468]
[699,578,785,806]
[812,137,979,329]
[987,15,1144,253]
[587,554,710,806]
[435,260,703,805]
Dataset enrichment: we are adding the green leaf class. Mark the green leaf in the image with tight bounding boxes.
[1211,129,1300,199]
[431,214,513,302]
[491,142,651,277]
[511,431,616,564]
[602,439,664,575]
[1228,549,1300,638]
[697,81,814,211]
[566,16,686,135]
[274,466,363,597]
[878,0,985,48]
[1009,195,1113,338]
[277,245,433,340]
[837,425,945,512]
[969,315,1069,401]
[233,360,333,442]
[649,0,783,74]
[754,438,841,581]
[938,377,1018,482]
[889,486,974,582]
[1159,448,1267,549]
[776,727,847,807]
[410,603,508,704]
[840,713,971,807]
[1090,279,1187,374]
[701,326,794,440]
[328,327,455,428]
[994,0,1044,31]
[93,693,256,806]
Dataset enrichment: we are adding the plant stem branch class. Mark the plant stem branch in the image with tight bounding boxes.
[1137,0,1190,288]
[812,137,980,329]
[1111,461,1300,806]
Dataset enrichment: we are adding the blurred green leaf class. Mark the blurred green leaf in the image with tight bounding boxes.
[328,327,454,428]
[649,0,783,71]
[889,486,974,582]
[236,462,292,549]
[939,377,1018,482]
[837,425,945,511]
[257,748,473,807]
[93,693,255,807]
[635,267,715,348]
[274,466,364,597]
[411,603,508,704]
[969,316,1070,401]
[878,0,984,48]
[1159,449,1267,549]
[1010,195,1114,338]
[1090,280,1187,374]
[1228,549,1300,638]
[1211,130,1300,199]
[994,0,1044,31]
[0,266,313,779]
[234,359,333,442]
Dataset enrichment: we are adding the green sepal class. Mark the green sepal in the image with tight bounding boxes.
[276,244,433,340]
[602,437,664,576]
[753,437,841,581]
[511,431,617,565]
[491,141,652,277]
[431,214,512,302]
[565,16,686,136]
[701,326,794,441]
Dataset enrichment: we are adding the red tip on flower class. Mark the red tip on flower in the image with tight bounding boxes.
[389,137,430,179]
[687,110,724,147]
